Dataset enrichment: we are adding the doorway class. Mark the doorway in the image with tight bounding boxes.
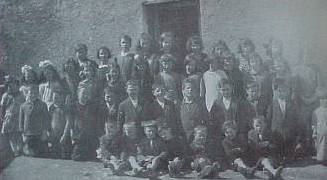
[143,0,201,58]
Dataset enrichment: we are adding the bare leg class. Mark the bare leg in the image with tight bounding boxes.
[234,158,247,168]
[128,156,142,170]
[261,158,283,177]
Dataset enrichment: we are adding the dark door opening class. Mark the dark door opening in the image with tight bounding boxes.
[143,0,200,58]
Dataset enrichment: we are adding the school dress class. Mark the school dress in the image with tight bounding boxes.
[312,107,327,161]
[112,52,134,84]
[200,69,228,112]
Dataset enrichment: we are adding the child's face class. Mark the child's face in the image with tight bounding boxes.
[320,98,327,108]
[153,86,166,98]
[159,128,174,141]
[253,119,266,134]
[223,57,234,71]
[144,126,157,139]
[246,86,259,101]
[277,86,289,100]
[124,126,137,137]
[225,127,237,140]
[25,71,35,82]
[98,49,109,61]
[140,38,150,51]
[161,60,173,72]
[213,44,226,57]
[120,38,131,51]
[76,48,87,60]
[182,83,194,99]
[220,84,232,98]
[53,92,64,105]
[194,130,207,145]
[162,39,173,51]
[240,44,253,57]
[104,92,115,104]
[185,62,196,75]
[191,43,201,53]
[106,123,117,137]
[44,68,55,81]
[26,89,38,102]
[126,84,139,98]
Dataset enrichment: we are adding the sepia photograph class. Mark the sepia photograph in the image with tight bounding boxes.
[0,0,326,179]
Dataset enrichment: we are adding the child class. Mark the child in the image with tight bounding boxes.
[248,116,283,179]
[105,59,126,103]
[98,87,119,137]
[98,121,125,174]
[96,46,112,89]
[187,125,221,179]
[135,33,159,78]
[179,78,208,141]
[237,37,256,75]
[19,65,39,100]
[120,122,143,176]
[211,40,230,69]
[185,35,209,73]
[270,78,305,161]
[1,75,25,156]
[136,120,168,176]
[157,32,183,74]
[48,89,72,159]
[184,56,202,97]
[112,35,134,83]
[222,121,255,178]
[72,64,100,161]
[74,43,98,72]
[146,82,182,138]
[200,55,228,112]
[154,53,184,102]
[19,85,52,157]
[312,87,327,164]
[158,124,185,177]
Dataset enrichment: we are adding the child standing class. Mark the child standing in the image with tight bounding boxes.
[1,75,25,156]
[312,88,327,164]
[48,89,72,159]
[200,56,228,112]
[185,35,209,73]
[19,85,52,157]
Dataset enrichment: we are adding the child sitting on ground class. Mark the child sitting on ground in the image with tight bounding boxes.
[222,121,256,178]
[187,125,221,179]
[248,116,283,179]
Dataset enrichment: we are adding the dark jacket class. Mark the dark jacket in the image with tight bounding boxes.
[97,102,119,136]
[137,136,168,158]
[222,135,249,163]
[19,99,51,136]
[99,134,122,161]
[112,53,134,83]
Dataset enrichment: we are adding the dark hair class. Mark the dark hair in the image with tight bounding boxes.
[96,46,112,59]
[62,58,79,74]
[222,120,238,133]
[74,43,87,53]
[186,35,203,53]
[39,64,62,84]
[120,35,132,47]
[152,82,166,91]
[237,38,255,54]
[135,33,156,54]
[182,78,194,90]
[211,40,230,56]
[21,69,39,85]
[218,78,231,89]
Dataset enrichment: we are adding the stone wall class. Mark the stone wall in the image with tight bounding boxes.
[1,0,326,80]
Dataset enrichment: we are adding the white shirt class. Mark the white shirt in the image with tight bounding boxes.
[202,70,228,112]
[121,51,128,57]
[157,99,165,109]
[278,98,286,114]
[223,97,231,110]
[130,98,138,108]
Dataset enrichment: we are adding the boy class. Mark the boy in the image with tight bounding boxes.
[200,56,228,112]
[269,78,305,161]
[248,116,283,179]
[98,87,119,137]
[117,80,145,137]
[146,82,182,138]
[136,120,168,176]
[187,125,221,179]
[48,89,72,159]
[154,53,183,101]
[98,121,125,174]
[210,79,249,141]
[179,78,208,141]
[74,43,98,73]
[19,85,52,157]
[222,121,255,178]
[158,124,185,177]
[1,75,25,156]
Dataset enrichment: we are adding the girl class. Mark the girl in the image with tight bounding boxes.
[185,35,209,73]
[20,65,39,100]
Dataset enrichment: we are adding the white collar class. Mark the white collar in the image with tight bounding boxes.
[157,99,165,109]
[223,97,231,109]
[130,98,138,108]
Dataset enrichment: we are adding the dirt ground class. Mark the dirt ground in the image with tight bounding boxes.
[0,156,326,180]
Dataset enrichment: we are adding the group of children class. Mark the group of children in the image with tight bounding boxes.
[0,32,326,179]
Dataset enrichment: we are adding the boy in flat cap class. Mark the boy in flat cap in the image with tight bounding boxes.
[136,120,168,176]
